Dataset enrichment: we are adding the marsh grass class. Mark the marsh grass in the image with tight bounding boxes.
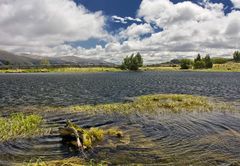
[0,67,121,73]
[0,113,45,142]
[69,94,233,115]
[1,62,240,73]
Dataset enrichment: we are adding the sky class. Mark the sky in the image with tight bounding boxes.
[0,0,240,64]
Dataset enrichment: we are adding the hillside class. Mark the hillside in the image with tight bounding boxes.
[0,50,115,67]
[0,50,38,66]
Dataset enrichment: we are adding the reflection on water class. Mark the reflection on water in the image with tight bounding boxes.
[0,72,240,108]
[1,111,240,165]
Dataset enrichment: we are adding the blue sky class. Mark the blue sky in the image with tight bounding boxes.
[73,0,236,48]
[0,0,240,63]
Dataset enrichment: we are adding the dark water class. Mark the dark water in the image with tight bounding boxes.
[0,72,240,165]
[0,72,240,108]
[1,111,240,165]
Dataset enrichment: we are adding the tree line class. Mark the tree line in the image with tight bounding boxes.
[120,51,240,71]
[180,51,240,69]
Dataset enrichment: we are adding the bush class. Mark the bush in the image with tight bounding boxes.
[180,59,193,69]
[194,60,206,69]
[121,53,143,71]
[233,51,240,62]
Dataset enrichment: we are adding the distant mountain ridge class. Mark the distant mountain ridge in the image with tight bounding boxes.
[0,50,115,67]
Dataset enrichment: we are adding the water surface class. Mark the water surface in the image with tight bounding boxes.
[0,71,240,107]
[0,71,240,165]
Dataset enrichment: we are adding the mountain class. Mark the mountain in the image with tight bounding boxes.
[0,50,115,67]
[0,50,38,66]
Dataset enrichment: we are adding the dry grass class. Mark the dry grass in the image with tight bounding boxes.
[0,67,121,73]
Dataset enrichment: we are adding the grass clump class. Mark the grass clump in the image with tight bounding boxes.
[60,120,123,149]
[69,94,230,114]
[0,113,44,142]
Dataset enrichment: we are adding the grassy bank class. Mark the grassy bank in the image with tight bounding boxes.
[68,94,232,115]
[0,67,121,73]
[0,62,240,73]
[142,62,240,72]
[0,113,45,142]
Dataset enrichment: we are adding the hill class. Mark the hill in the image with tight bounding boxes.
[0,50,114,67]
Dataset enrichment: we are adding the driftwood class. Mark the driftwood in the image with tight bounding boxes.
[59,120,123,150]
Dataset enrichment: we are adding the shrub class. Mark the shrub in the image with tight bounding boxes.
[194,60,206,69]
[180,59,193,69]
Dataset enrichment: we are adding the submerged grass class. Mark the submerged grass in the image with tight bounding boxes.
[69,94,232,115]
[24,157,109,166]
[0,113,45,142]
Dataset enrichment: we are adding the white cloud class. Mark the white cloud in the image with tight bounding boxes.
[111,15,142,24]
[0,0,107,47]
[231,0,240,8]
[1,0,240,64]
[124,17,142,22]
[119,23,153,39]
[112,15,127,24]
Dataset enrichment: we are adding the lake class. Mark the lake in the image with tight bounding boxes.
[0,71,240,108]
[0,71,240,165]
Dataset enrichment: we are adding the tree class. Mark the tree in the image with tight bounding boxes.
[204,55,213,68]
[180,59,193,69]
[121,53,143,71]
[233,51,240,62]
[193,54,213,69]
[194,54,201,63]
[135,52,143,67]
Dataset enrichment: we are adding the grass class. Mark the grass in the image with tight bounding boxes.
[141,66,180,71]
[1,62,240,73]
[211,62,240,72]
[0,113,45,142]
[0,67,121,73]
[69,94,232,115]
[141,62,240,72]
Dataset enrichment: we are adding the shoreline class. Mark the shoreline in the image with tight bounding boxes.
[1,62,240,73]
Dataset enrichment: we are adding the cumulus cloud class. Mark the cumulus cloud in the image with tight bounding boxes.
[0,0,107,48]
[1,0,240,64]
[119,23,153,39]
[105,0,240,63]
[231,0,240,8]
[111,15,142,24]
